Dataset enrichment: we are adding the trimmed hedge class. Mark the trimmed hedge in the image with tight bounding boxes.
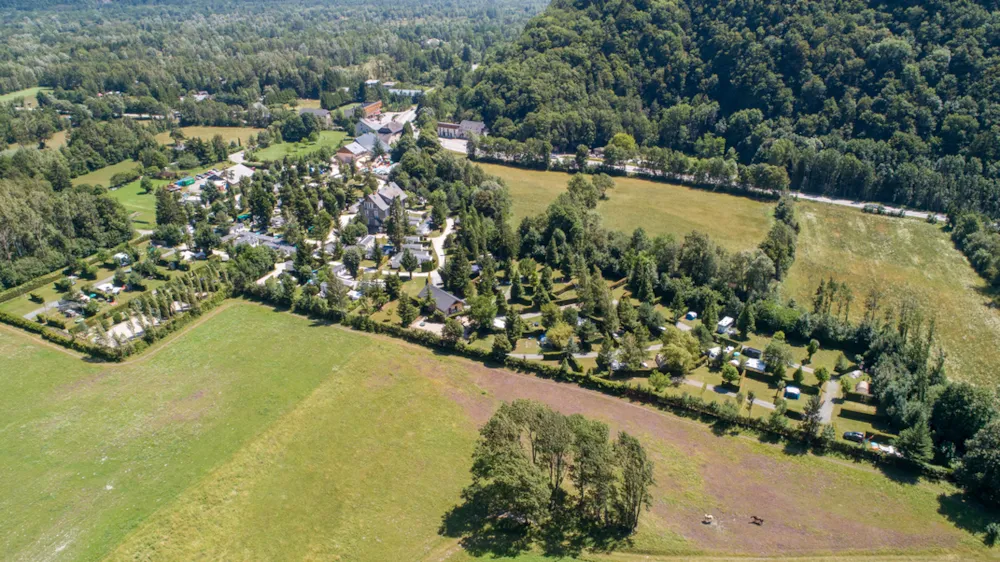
[0,309,119,360]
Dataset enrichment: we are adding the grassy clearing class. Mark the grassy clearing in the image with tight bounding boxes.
[295,98,322,109]
[153,126,262,146]
[0,86,51,107]
[477,163,774,251]
[784,202,1000,386]
[252,130,347,161]
[71,159,140,187]
[1,302,994,561]
[107,180,159,226]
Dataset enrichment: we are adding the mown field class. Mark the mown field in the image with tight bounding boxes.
[71,159,141,188]
[477,162,774,251]
[0,302,993,561]
[153,126,262,146]
[785,201,1000,386]
[0,86,51,107]
[252,130,347,161]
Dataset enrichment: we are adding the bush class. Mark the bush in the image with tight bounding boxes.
[29,292,43,303]
[54,278,73,292]
[986,523,1000,547]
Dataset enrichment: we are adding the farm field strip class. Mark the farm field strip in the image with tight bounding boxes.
[0,302,992,561]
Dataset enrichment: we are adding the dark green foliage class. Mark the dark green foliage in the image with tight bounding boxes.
[466,0,1000,216]
[0,179,133,289]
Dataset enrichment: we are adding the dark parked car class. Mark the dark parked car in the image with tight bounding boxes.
[843,431,864,443]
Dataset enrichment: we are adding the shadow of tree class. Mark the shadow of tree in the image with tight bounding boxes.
[937,491,996,537]
[440,494,632,558]
[439,493,533,558]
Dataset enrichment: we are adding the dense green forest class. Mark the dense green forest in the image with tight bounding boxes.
[462,0,1000,215]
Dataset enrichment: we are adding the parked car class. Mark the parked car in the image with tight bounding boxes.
[843,431,864,443]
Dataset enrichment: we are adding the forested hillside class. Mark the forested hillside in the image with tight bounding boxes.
[464,0,1000,215]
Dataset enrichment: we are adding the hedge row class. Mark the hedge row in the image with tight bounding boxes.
[247,293,949,482]
[0,234,152,304]
[0,309,119,361]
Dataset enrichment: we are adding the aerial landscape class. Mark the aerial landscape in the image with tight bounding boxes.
[1,0,999,560]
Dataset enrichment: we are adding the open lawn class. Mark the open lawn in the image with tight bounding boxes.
[0,86,51,107]
[252,130,347,161]
[71,159,140,188]
[784,201,1000,386]
[154,126,262,147]
[477,162,774,251]
[108,180,160,226]
[1,301,995,561]
[295,98,322,109]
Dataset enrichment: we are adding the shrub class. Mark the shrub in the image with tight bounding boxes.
[29,292,43,303]
[54,278,73,292]
[986,523,1000,547]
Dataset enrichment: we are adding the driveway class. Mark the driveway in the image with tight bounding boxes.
[429,218,454,286]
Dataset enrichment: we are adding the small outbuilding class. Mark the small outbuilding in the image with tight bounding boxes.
[784,386,801,400]
[716,316,734,334]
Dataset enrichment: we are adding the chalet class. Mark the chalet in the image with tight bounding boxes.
[437,122,461,138]
[359,182,407,231]
[335,142,369,164]
[345,234,377,258]
[418,284,465,315]
[437,120,487,139]
[299,107,332,126]
[360,100,382,118]
[390,248,433,269]
[335,132,391,164]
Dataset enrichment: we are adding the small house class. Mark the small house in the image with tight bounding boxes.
[418,284,465,315]
[716,316,734,334]
[299,107,332,126]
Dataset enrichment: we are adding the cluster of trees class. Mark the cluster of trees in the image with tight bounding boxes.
[462,0,1000,216]
[950,212,1000,290]
[457,399,654,535]
[0,179,133,288]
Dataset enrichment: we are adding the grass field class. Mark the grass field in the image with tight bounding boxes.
[107,180,160,225]
[477,163,774,251]
[154,126,262,147]
[252,130,348,161]
[784,202,1000,386]
[1,302,995,561]
[295,98,322,109]
[0,86,51,108]
[71,159,141,188]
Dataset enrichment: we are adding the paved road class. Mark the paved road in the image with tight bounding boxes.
[229,150,245,164]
